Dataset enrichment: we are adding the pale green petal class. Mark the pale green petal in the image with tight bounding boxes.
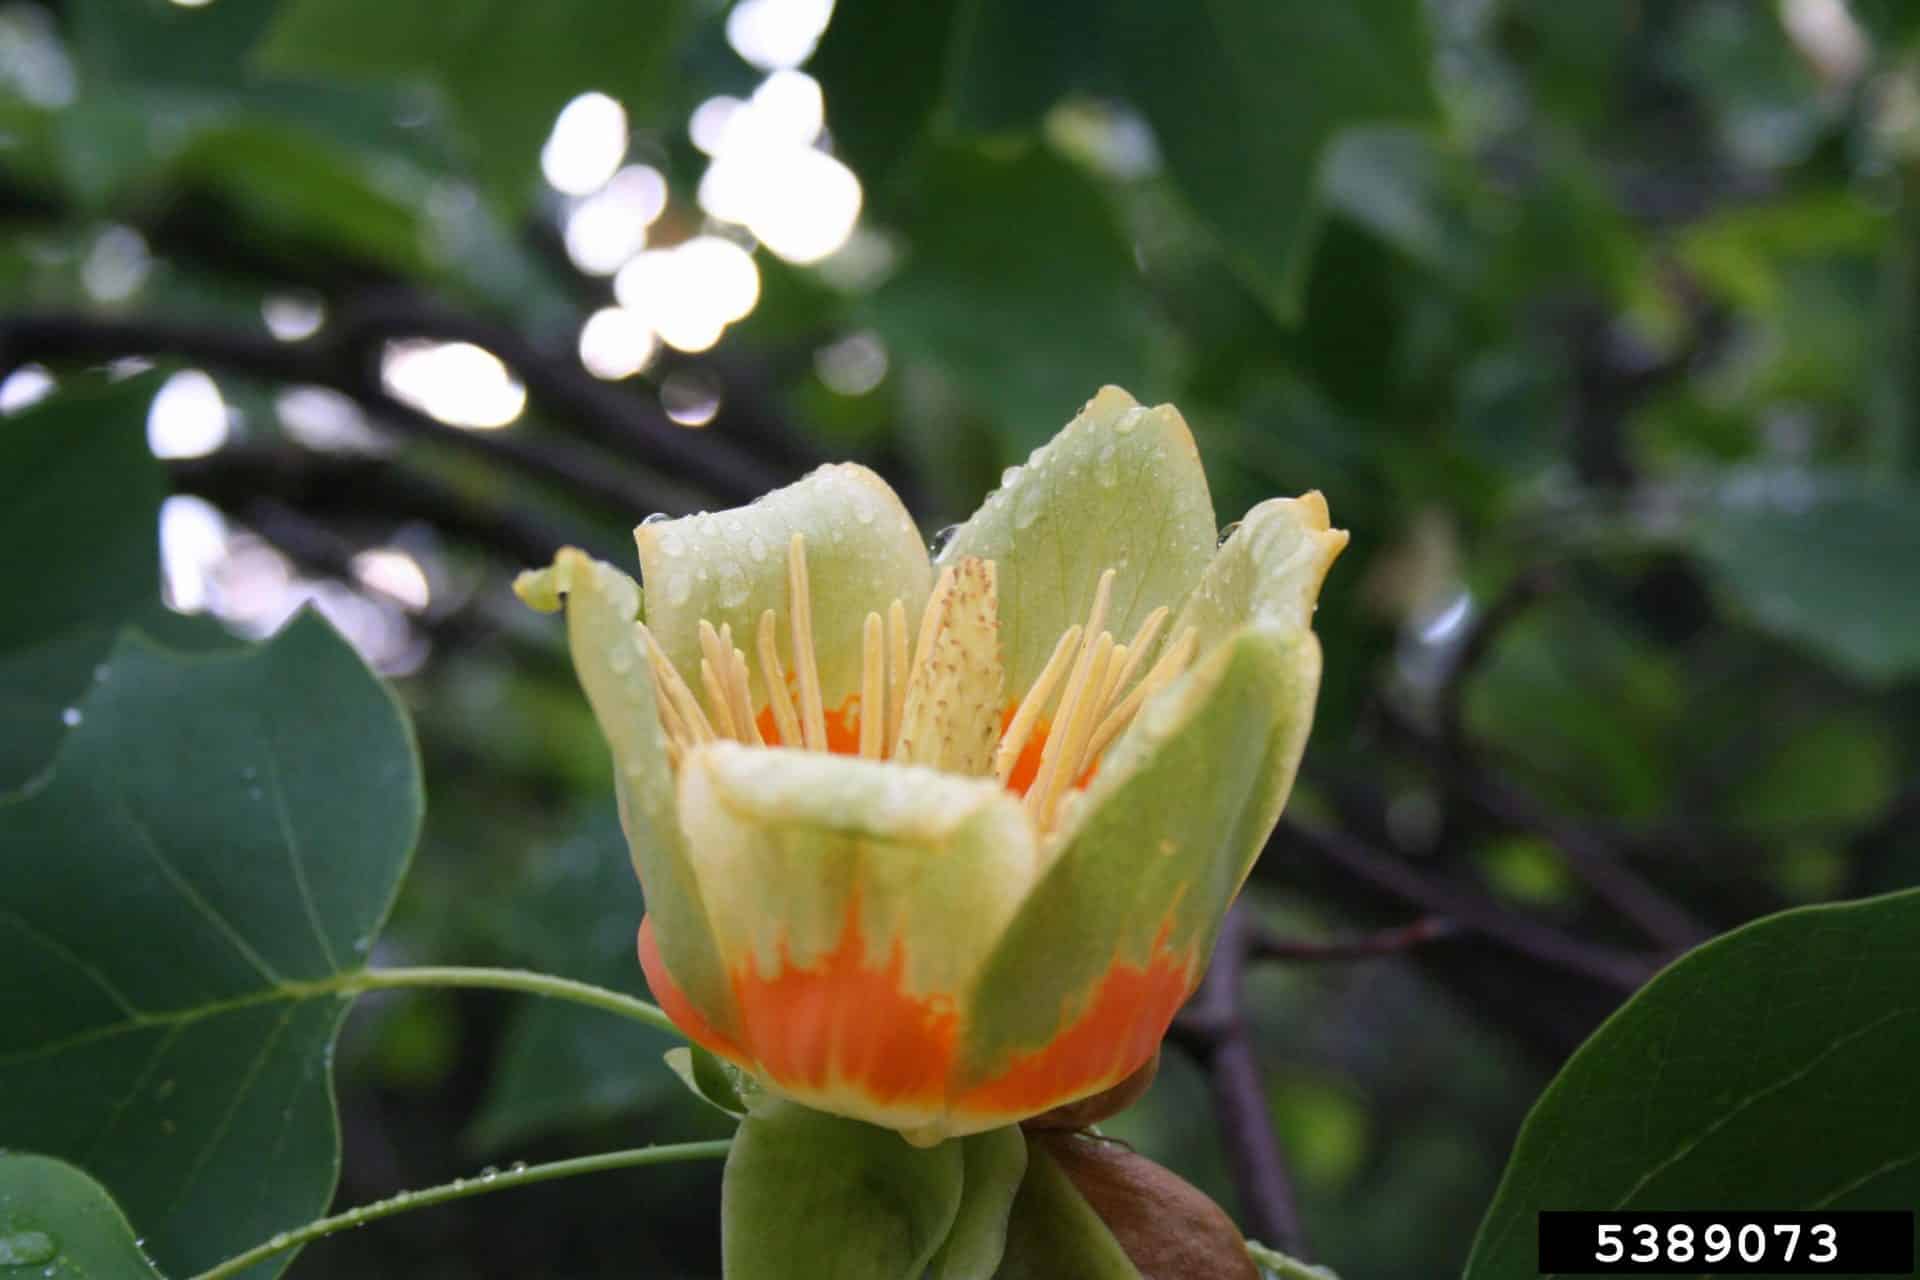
[939,386,1217,690]
[1172,492,1348,650]
[635,463,932,712]
[958,626,1322,1082]
[677,743,1040,1003]
[514,551,739,1038]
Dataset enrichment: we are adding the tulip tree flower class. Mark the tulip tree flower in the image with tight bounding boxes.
[517,386,1345,1150]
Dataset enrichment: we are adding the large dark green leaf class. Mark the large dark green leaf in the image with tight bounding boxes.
[944,0,1438,319]
[0,1154,163,1279]
[256,0,692,209]
[1466,889,1920,1278]
[866,143,1152,452]
[1689,472,1920,683]
[806,0,965,193]
[467,806,683,1152]
[0,613,422,1278]
[0,377,164,792]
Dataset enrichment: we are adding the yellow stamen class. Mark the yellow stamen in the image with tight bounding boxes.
[1084,626,1197,762]
[1026,570,1116,825]
[994,624,1082,784]
[730,646,764,747]
[1035,632,1115,830]
[699,656,739,740]
[1108,606,1170,705]
[757,609,803,748]
[859,611,885,759]
[911,564,958,685]
[788,534,827,750]
[697,621,741,738]
[885,598,909,759]
[640,621,715,743]
[1097,643,1129,713]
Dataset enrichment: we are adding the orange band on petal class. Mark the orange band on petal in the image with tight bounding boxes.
[731,901,958,1107]
[638,915,748,1062]
[956,925,1193,1119]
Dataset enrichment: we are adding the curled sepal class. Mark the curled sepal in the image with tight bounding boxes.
[515,551,739,1042]
[926,1127,1029,1280]
[663,1045,761,1118]
[939,386,1217,690]
[722,1100,963,1280]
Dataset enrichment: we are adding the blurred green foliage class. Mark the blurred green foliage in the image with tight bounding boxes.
[4,0,1920,1276]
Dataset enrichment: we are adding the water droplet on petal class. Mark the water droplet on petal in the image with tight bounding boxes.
[717,563,750,608]
[1217,521,1242,547]
[659,530,685,556]
[929,524,962,557]
[1001,465,1022,487]
[608,643,635,673]
[747,534,768,563]
[1013,502,1039,530]
[666,572,692,605]
[1115,409,1142,435]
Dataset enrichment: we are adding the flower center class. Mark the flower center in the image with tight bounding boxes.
[637,533,1196,831]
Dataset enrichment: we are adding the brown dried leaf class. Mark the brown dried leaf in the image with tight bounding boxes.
[1032,1132,1259,1280]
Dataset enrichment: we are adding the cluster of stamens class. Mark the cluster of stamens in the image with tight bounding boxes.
[637,533,1196,832]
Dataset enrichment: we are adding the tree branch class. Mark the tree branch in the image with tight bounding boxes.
[1249,915,1459,964]
[1170,905,1308,1258]
[0,308,729,518]
[1272,819,1659,992]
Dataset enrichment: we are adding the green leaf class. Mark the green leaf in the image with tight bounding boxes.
[0,1154,164,1279]
[866,144,1153,453]
[0,377,165,791]
[997,1144,1142,1279]
[722,1100,964,1280]
[467,807,684,1151]
[806,0,964,191]
[944,0,1438,320]
[1689,471,1920,683]
[1466,889,1920,1278]
[926,1127,1028,1280]
[256,0,692,210]
[0,612,423,1278]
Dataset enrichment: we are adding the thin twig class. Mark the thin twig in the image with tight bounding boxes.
[1249,916,1459,963]
[1274,819,1659,992]
[0,309,706,517]
[1170,905,1307,1257]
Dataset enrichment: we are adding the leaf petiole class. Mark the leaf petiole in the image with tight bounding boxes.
[345,965,682,1037]
[187,1139,732,1280]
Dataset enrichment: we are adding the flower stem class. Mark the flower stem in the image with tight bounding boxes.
[346,965,681,1037]
[187,1140,732,1280]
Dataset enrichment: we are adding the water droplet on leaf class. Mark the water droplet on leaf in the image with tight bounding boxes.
[0,1231,56,1266]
